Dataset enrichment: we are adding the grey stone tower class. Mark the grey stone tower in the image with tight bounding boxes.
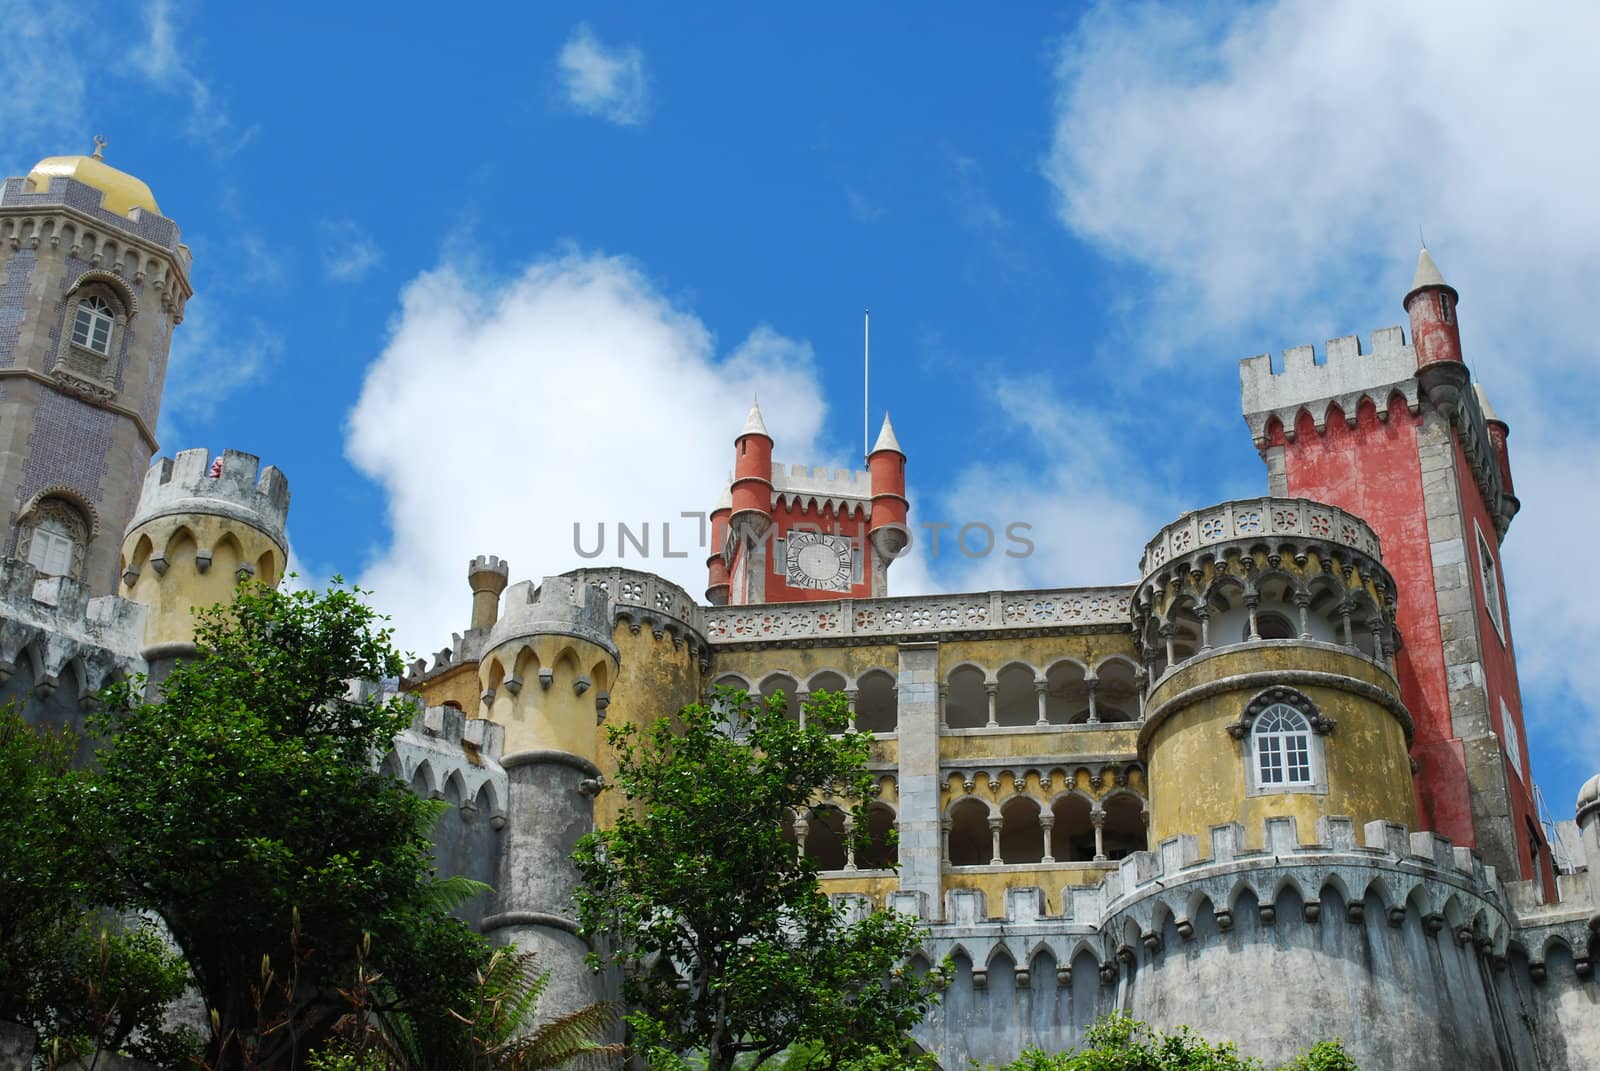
[0,144,191,596]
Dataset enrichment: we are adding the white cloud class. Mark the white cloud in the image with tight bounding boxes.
[1047,2,1600,796]
[346,249,827,656]
[0,1,87,173]
[132,0,256,153]
[557,23,651,126]
[320,220,384,283]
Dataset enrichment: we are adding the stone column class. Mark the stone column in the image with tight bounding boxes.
[1244,593,1261,641]
[1294,591,1312,640]
[1092,809,1107,862]
[843,815,858,871]
[988,815,1003,865]
[844,687,858,733]
[1039,813,1056,863]
[1161,624,1176,668]
[1196,605,1212,650]
[482,751,607,1019]
[984,681,998,728]
[1034,680,1048,726]
[1086,679,1099,724]
[894,642,943,917]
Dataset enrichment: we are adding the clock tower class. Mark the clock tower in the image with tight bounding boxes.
[706,404,907,606]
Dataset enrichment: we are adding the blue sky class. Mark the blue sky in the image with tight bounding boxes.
[4,1,1597,821]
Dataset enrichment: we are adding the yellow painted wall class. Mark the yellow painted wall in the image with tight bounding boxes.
[120,515,283,649]
[942,865,1116,917]
[480,635,619,763]
[940,726,1138,762]
[936,631,1139,676]
[710,644,902,690]
[1143,645,1416,847]
[414,662,482,714]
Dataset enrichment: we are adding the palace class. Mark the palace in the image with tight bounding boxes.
[2,148,1597,1070]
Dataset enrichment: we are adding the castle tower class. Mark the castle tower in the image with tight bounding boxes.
[119,448,289,680]
[1134,497,1418,846]
[710,401,908,605]
[0,145,192,596]
[1239,249,1547,896]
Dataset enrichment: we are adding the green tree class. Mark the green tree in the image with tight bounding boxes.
[0,701,83,1025]
[989,1013,1360,1071]
[574,687,941,1071]
[83,580,488,1070]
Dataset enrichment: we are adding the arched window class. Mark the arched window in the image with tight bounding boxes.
[71,295,115,355]
[21,496,90,579]
[1253,704,1313,787]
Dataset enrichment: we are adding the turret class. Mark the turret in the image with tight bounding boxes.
[705,482,732,605]
[1579,775,1600,935]
[729,399,774,540]
[1475,383,1519,514]
[1405,248,1467,406]
[118,449,289,676]
[866,413,909,560]
[468,554,510,632]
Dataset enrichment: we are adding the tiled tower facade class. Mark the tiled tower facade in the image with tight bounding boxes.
[0,148,191,596]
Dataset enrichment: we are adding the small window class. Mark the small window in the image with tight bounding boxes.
[1500,698,1523,781]
[71,296,114,355]
[27,517,77,576]
[1254,704,1313,786]
[1477,525,1505,643]
[1438,293,1453,323]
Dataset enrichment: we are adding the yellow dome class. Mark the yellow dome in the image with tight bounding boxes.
[27,153,161,218]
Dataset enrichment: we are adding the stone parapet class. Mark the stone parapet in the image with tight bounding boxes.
[705,587,1135,649]
[1239,327,1419,446]
[1139,496,1381,579]
[126,449,289,552]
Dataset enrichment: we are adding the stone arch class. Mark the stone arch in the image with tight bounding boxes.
[474,780,502,820]
[807,668,847,693]
[994,661,1039,727]
[442,769,466,807]
[378,751,401,780]
[858,800,897,869]
[17,489,96,580]
[66,268,138,318]
[1099,792,1146,859]
[123,532,154,579]
[409,759,438,799]
[759,672,802,723]
[162,525,199,571]
[944,662,989,729]
[255,549,279,587]
[948,796,992,867]
[999,795,1044,864]
[854,667,897,732]
[1163,592,1202,666]
[1093,658,1140,723]
[1046,792,1092,862]
[803,803,848,870]
[1045,658,1090,724]
[212,530,245,579]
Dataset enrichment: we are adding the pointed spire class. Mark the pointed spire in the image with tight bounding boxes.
[1473,382,1501,423]
[1411,246,1448,293]
[870,413,903,455]
[715,476,733,510]
[739,397,769,438]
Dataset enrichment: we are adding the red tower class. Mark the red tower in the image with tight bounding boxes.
[1239,250,1548,897]
[708,406,907,605]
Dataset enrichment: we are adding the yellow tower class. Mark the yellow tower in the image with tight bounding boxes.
[118,448,289,676]
[1133,498,1418,846]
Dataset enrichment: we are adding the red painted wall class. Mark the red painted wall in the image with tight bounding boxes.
[763,501,875,603]
[1271,394,1473,847]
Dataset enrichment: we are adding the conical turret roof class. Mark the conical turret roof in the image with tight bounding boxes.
[870,413,904,455]
[739,398,770,438]
[1405,246,1457,306]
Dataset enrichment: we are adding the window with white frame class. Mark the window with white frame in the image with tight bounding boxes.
[71,296,114,355]
[1254,704,1313,787]
[1476,524,1505,643]
[26,516,76,576]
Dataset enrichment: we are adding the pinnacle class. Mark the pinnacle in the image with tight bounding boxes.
[1410,246,1448,294]
[740,397,770,438]
[1473,382,1501,423]
[871,412,903,455]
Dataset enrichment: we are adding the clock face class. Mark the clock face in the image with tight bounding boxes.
[785,531,854,592]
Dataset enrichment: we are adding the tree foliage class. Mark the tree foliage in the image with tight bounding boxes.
[82,580,488,1069]
[987,1013,1360,1071]
[574,687,940,1071]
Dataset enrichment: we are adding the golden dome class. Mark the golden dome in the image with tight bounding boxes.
[27,147,161,219]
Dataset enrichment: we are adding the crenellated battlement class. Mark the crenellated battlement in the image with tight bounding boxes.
[771,461,873,514]
[889,814,1550,987]
[0,558,146,698]
[384,702,508,825]
[1239,327,1421,445]
[469,554,510,583]
[127,448,289,550]
[485,574,620,659]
